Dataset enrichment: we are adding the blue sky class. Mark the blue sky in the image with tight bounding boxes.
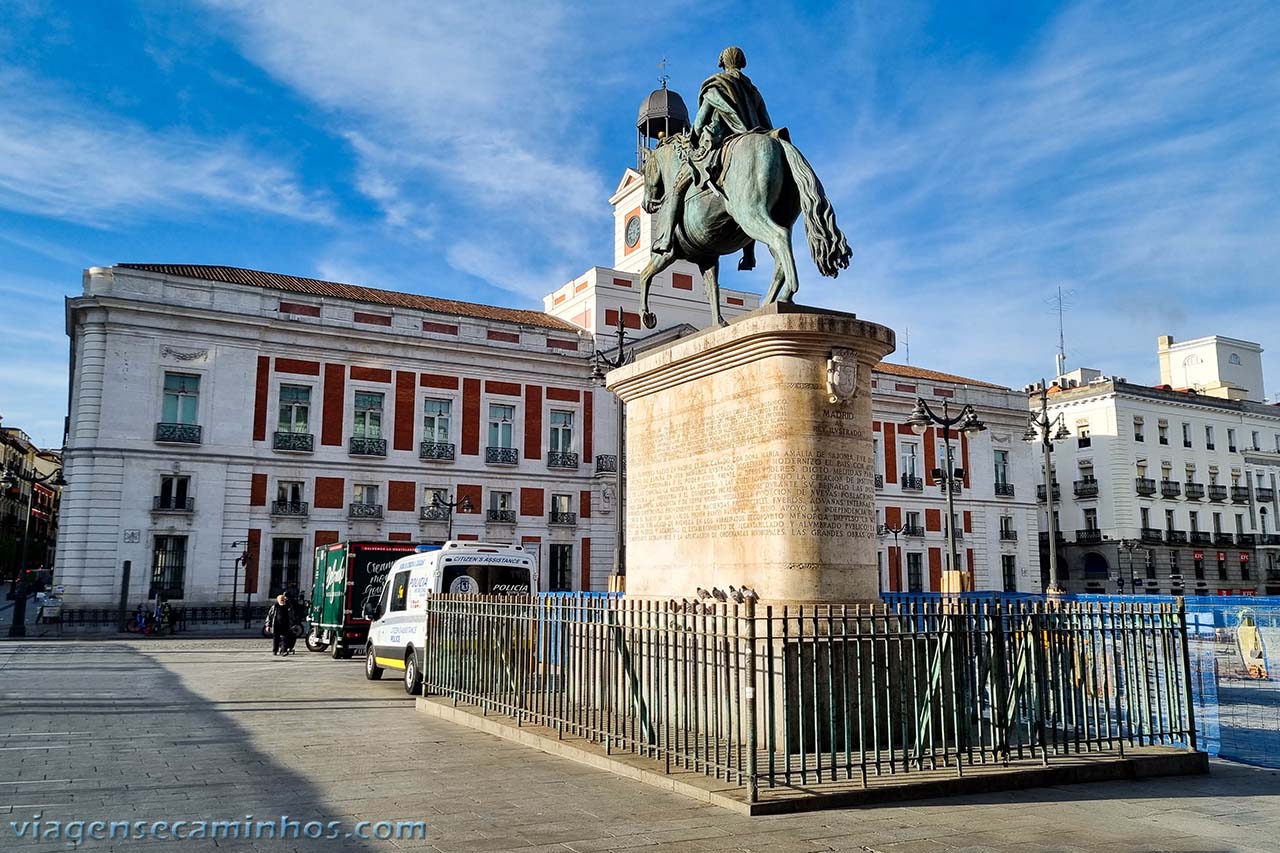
[2,0,1277,447]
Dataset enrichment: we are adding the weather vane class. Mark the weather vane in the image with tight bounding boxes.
[657,56,670,88]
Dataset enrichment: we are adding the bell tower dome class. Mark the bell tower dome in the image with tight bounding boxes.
[636,82,690,168]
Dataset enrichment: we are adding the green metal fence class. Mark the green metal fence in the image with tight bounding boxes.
[421,595,1197,801]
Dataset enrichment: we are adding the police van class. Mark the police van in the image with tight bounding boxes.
[364,540,536,694]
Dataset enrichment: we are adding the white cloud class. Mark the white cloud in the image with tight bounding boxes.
[0,68,332,227]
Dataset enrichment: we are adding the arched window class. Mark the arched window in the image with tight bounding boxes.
[1229,353,1242,365]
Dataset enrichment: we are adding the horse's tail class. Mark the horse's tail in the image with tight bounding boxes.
[777,137,851,277]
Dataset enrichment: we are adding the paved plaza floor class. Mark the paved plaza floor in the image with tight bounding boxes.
[1,639,1278,852]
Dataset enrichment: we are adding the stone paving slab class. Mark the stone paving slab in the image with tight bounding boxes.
[0,639,1277,852]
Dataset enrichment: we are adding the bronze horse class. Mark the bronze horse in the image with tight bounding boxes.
[639,131,851,328]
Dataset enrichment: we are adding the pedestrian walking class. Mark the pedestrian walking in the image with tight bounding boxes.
[266,593,292,656]
[281,593,305,655]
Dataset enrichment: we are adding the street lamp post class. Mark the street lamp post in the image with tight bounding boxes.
[906,398,986,592]
[431,492,474,541]
[1024,381,1070,594]
[592,307,633,584]
[1118,539,1143,595]
[2,463,66,638]
[878,520,908,595]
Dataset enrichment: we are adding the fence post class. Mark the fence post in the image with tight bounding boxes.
[1176,597,1198,752]
[744,596,758,803]
[116,560,132,632]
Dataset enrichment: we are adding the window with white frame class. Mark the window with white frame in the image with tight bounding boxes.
[353,392,384,438]
[488,404,514,449]
[906,552,924,592]
[277,385,310,433]
[354,483,379,506]
[423,398,451,443]
[993,449,1009,486]
[549,410,574,453]
[490,490,513,512]
[1228,428,1237,451]
[1205,425,1215,449]
[1133,416,1144,442]
[162,372,200,424]
[1084,508,1098,531]
[900,442,919,478]
[276,480,304,504]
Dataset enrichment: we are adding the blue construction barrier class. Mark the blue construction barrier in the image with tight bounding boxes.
[883,591,1280,768]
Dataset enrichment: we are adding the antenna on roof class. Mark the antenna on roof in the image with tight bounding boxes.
[1048,286,1076,379]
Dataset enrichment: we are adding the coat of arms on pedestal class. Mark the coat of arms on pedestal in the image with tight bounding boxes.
[827,348,858,403]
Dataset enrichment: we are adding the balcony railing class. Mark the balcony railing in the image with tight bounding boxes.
[1038,531,1065,544]
[1257,487,1276,503]
[487,509,517,523]
[1165,529,1187,544]
[1076,529,1103,545]
[1073,478,1099,498]
[155,422,202,444]
[1232,486,1251,503]
[994,482,1015,497]
[940,480,963,495]
[272,431,314,452]
[152,495,194,512]
[874,474,884,490]
[486,446,519,466]
[549,511,577,526]
[900,475,923,491]
[1208,485,1228,502]
[419,441,456,461]
[270,500,308,516]
[1036,483,1061,502]
[595,454,618,474]
[1160,480,1181,498]
[1261,534,1280,547]
[547,451,579,470]
[999,529,1018,541]
[349,436,387,457]
[1238,533,1257,547]
[1140,527,1164,543]
[903,525,925,537]
[1189,531,1211,546]
[1184,482,1205,500]
[1214,532,1235,546]
[348,502,383,519]
[1135,477,1156,496]
[421,505,449,522]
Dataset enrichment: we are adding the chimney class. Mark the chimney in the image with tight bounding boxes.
[1157,335,1175,387]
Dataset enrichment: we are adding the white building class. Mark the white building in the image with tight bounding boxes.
[1039,334,1280,596]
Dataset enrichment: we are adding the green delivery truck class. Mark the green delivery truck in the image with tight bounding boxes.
[306,540,420,658]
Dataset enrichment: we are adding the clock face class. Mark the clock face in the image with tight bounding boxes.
[625,215,641,248]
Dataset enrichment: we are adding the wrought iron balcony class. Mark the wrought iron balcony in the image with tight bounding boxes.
[270,500,308,516]
[1073,478,1099,498]
[595,454,618,474]
[1039,531,1066,543]
[272,431,313,452]
[348,502,383,519]
[548,451,579,470]
[1140,527,1164,543]
[1036,483,1061,502]
[1184,482,1205,500]
[1238,533,1257,547]
[486,446,519,466]
[152,495,194,512]
[1165,529,1187,544]
[1257,487,1276,503]
[904,525,925,538]
[999,529,1018,541]
[1208,485,1228,502]
[1160,480,1181,498]
[549,511,577,526]
[155,422,202,444]
[940,480,963,495]
[994,482,1015,497]
[1232,486,1251,503]
[1262,534,1280,546]
[487,509,516,523]
[874,474,884,489]
[419,441,455,461]
[421,505,449,522]
[1189,531,1211,546]
[1076,528,1103,545]
[900,475,923,491]
[1214,531,1234,546]
[1135,477,1157,496]
[349,436,387,457]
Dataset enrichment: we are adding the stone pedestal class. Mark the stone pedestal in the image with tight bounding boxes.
[607,304,895,603]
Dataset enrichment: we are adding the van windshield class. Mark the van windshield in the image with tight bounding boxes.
[441,563,533,595]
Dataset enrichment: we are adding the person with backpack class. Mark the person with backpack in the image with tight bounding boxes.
[266,593,293,656]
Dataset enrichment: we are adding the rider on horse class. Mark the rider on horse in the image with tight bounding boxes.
[651,46,771,271]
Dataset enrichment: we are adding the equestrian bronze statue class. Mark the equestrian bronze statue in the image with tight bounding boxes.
[640,47,851,329]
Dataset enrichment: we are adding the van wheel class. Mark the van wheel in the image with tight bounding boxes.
[305,627,328,653]
[365,645,383,680]
[331,640,345,660]
[403,649,421,695]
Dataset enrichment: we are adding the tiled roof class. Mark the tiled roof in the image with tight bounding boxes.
[116,264,580,332]
[874,361,1009,390]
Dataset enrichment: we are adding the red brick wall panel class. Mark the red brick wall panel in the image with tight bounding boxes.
[928,548,942,592]
[584,390,593,463]
[889,548,901,592]
[581,537,591,591]
[924,428,936,485]
[961,433,971,487]
[546,387,580,402]
[422,321,458,335]
[350,366,392,383]
[580,490,592,519]
[314,476,344,509]
[884,423,897,481]
[253,356,270,442]
[925,508,941,532]
[250,473,267,507]
[487,330,520,344]
[354,311,391,326]
[524,385,543,460]
[279,301,321,317]
[727,296,744,306]
[520,487,544,517]
[485,380,521,397]
[885,506,902,527]
[245,529,261,594]
[321,364,345,446]
[603,309,641,330]
[457,484,482,514]
[420,373,459,390]
[275,358,321,376]
[547,339,578,351]
[389,532,413,541]
[672,272,694,290]
[963,511,973,533]
[394,370,415,451]
[388,480,415,512]
[461,379,481,455]
[314,530,340,550]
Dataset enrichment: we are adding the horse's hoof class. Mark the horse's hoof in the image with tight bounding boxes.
[715,317,729,328]
[642,311,657,329]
